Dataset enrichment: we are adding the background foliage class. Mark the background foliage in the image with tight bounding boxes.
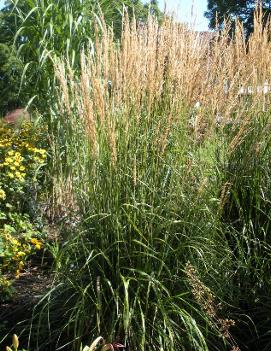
[205,0,271,35]
[0,0,162,114]
[0,43,24,116]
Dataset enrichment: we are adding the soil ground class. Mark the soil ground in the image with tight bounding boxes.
[0,249,53,350]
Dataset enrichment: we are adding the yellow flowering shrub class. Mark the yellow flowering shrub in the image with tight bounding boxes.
[0,121,47,300]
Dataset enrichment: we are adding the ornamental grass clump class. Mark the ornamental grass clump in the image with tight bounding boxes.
[30,15,229,351]
[25,6,271,351]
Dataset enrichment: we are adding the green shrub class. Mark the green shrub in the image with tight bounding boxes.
[0,43,24,116]
[0,121,47,299]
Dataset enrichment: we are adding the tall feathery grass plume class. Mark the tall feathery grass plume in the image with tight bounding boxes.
[28,6,271,351]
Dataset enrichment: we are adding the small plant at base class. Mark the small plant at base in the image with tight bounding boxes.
[5,334,28,351]
[82,336,125,351]
[185,262,240,351]
[5,335,124,351]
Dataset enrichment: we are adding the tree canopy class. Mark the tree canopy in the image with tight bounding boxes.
[0,43,24,115]
[205,0,271,35]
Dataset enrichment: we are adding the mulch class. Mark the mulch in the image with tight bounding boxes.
[0,250,54,349]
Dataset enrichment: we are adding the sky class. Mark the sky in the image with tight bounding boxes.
[159,0,209,31]
[0,0,209,31]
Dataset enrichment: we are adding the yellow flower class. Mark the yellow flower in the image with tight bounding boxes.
[19,165,25,171]
[36,149,46,156]
[12,334,19,349]
[0,189,6,200]
[5,157,13,164]
[7,150,15,156]
[15,270,20,278]
[33,156,41,162]
[7,172,15,179]
[0,277,11,287]
[31,238,42,250]
[17,251,26,257]
[4,232,12,240]
[11,239,20,246]
[15,154,23,162]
